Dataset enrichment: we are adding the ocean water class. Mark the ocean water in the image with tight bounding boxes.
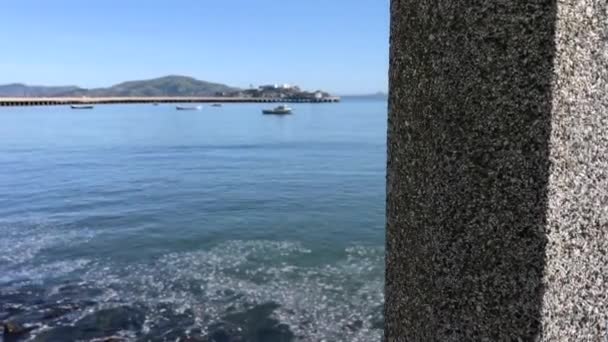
[0,100,386,341]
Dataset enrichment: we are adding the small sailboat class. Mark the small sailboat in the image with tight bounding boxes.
[262,105,292,115]
[70,105,94,109]
[176,105,202,111]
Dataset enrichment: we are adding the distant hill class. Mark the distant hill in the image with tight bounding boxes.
[0,76,239,97]
[0,83,83,97]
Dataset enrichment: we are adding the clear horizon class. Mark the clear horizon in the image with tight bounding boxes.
[0,0,389,94]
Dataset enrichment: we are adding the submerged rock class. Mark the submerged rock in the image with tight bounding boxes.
[346,319,364,331]
[369,304,384,330]
[205,302,294,342]
[33,306,144,341]
[41,304,80,321]
[77,306,145,333]
[88,337,128,342]
[2,321,35,341]
[139,304,196,341]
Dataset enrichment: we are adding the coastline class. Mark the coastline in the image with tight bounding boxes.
[0,96,341,107]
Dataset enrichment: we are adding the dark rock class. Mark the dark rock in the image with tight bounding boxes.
[207,324,240,342]
[41,304,79,320]
[139,305,195,341]
[88,337,127,342]
[47,283,103,303]
[177,336,206,342]
[204,302,293,342]
[0,286,45,316]
[369,304,383,330]
[33,306,144,341]
[2,321,35,341]
[346,319,363,331]
[370,315,383,330]
[1,305,25,320]
[6,301,89,328]
[77,306,144,333]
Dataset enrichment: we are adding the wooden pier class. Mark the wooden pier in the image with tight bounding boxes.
[0,96,340,107]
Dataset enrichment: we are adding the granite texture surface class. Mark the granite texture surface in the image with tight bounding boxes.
[542,0,608,340]
[386,0,606,340]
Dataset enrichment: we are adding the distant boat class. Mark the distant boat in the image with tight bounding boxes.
[176,105,202,111]
[262,105,292,115]
[71,105,94,109]
[211,103,222,107]
[153,102,159,106]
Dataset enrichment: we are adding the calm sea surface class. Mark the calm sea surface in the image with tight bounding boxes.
[0,100,386,341]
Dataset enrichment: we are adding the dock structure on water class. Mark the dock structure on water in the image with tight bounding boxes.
[0,96,340,107]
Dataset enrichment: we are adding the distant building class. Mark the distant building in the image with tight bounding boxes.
[259,83,295,91]
[314,91,324,100]
[259,84,279,90]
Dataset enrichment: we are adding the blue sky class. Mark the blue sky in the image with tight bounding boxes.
[0,0,389,94]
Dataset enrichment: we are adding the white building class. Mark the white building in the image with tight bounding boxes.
[259,84,295,91]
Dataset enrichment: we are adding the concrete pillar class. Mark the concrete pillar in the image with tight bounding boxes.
[386,0,607,340]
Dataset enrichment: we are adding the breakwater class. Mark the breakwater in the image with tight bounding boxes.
[0,96,340,107]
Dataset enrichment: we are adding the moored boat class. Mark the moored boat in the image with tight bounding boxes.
[262,105,292,115]
[176,105,202,111]
[70,105,94,109]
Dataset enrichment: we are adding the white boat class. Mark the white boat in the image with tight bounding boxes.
[176,105,202,111]
[70,105,94,109]
[262,105,292,115]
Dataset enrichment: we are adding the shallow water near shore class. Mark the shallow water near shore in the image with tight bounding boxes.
[0,100,386,341]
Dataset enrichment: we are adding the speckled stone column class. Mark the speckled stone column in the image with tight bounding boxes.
[386,0,607,340]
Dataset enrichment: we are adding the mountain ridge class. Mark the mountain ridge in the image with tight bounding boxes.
[0,76,239,97]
